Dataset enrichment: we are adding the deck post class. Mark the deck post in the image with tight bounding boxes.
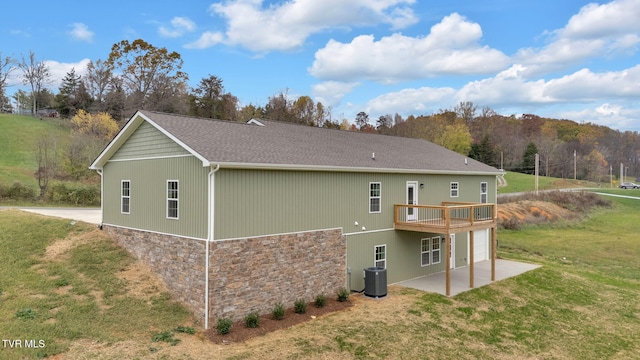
[445,232,451,296]
[469,230,474,289]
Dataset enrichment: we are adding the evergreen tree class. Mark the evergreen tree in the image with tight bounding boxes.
[56,68,82,117]
[521,142,538,174]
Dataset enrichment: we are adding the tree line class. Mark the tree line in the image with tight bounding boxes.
[1,40,639,183]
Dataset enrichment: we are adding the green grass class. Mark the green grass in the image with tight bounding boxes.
[221,195,640,359]
[499,171,600,193]
[0,210,194,359]
[2,195,640,359]
[0,114,72,188]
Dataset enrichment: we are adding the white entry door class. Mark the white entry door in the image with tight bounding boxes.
[406,182,418,221]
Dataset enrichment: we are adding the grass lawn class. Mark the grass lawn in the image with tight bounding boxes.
[1,195,640,359]
[499,171,600,194]
[0,114,71,188]
[0,210,195,359]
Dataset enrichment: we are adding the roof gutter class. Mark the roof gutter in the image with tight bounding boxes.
[204,163,220,330]
[202,161,503,176]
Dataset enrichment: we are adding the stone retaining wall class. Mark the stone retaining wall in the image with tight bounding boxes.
[102,226,346,326]
[208,228,346,322]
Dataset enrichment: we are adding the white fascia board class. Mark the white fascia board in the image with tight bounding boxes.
[214,161,502,176]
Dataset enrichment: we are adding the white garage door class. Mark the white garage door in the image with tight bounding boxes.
[473,229,489,262]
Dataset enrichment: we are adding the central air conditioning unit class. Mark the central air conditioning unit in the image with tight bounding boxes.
[363,267,387,298]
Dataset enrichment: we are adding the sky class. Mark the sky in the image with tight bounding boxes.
[2,0,640,132]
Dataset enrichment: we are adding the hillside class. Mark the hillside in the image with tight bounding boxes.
[0,114,72,188]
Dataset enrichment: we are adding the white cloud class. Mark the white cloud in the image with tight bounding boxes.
[312,81,360,107]
[184,31,225,49]
[201,0,418,52]
[309,13,510,83]
[558,103,640,131]
[544,65,640,101]
[514,0,640,77]
[159,16,196,38]
[366,86,456,115]
[562,0,640,40]
[44,59,92,90]
[69,23,94,43]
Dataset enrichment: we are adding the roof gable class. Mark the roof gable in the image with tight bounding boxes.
[90,111,207,169]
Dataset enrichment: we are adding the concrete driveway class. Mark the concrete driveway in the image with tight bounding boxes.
[6,207,102,225]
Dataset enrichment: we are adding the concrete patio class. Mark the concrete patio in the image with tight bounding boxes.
[396,259,541,296]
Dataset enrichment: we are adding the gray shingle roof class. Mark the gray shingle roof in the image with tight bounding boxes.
[135,110,500,174]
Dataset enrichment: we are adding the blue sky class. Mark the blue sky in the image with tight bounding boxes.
[2,0,640,131]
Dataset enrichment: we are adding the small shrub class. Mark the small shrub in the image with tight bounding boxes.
[151,331,180,346]
[0,182,36,201]
[294,298,307,314]
[245,310,260,328]
[16,308,36,320]
[337,287,350,302]
[272,302,285,320]
[216,317,232,335]
[174,326,196,334]
[47,181,100,206]
[314,294,327,308]
[500,217,521,230]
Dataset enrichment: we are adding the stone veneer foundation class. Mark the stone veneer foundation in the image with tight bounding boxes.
[103,225,346,326]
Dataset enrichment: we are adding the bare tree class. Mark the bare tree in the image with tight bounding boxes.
[355,111,369,130]
[453,101,477,123]
[84,59,113,111]
[19,51,51,115]
[0,52,17,112]
[35,135,58,199]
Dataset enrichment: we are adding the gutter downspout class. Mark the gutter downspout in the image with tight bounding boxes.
[96,169,104,227]
[205,163,220,329]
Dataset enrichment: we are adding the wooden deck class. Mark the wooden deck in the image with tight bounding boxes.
[394,202,499,296]
[394,202,496,233]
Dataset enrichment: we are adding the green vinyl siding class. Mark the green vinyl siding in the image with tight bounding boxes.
[110,121,189,160]
[214,170,412,239]
[346,230,471,291]
[214,169,496,240]
[103,156,208,239]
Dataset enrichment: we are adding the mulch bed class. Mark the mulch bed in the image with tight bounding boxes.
[205,298,353,344]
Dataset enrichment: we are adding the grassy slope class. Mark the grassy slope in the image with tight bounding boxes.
[1,195,639,359]
[0,114,71,188]
[499,171,601,193]
[0,210,193,359]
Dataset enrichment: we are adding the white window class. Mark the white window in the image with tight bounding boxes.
[121,180,130,214]
[421,237,441,266]
[167,180,179,219]
[374,245,386,269]
[369,182,381,213]
[480,182,488,203]
[450,182,459,198]
[432,237,441,264]
[421,238,430,266]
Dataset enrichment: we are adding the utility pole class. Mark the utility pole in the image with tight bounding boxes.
[610,165,613,188]
[620,163,624,184]
[573,150,577,180]
[535,153,539,196]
